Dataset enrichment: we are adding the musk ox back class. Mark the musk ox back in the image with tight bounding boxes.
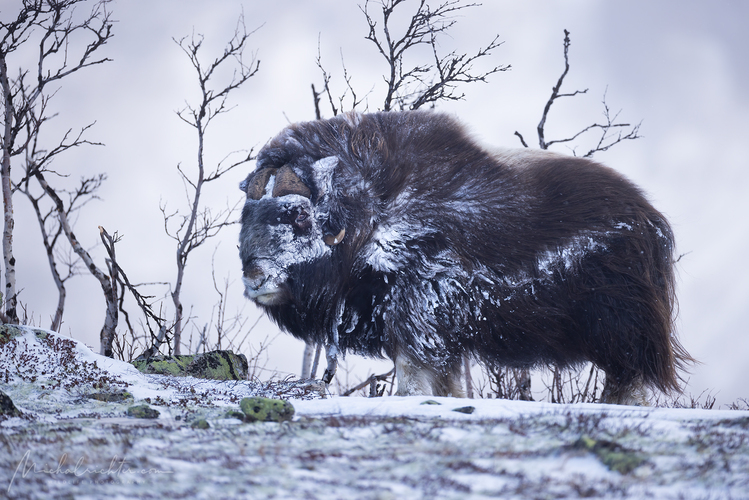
[239,110,692,405]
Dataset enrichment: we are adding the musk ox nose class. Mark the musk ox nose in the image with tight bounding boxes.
[242,266,266,291]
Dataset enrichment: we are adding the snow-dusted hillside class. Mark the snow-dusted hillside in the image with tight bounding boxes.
[1,326,748,499]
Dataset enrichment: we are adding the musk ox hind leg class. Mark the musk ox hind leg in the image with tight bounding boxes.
[601,375,649,406]
[394,354,464,397]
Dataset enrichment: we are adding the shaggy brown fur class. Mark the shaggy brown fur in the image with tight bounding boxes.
[239,111,693,404]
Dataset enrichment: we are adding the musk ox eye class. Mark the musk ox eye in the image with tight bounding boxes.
[291,209,313,234]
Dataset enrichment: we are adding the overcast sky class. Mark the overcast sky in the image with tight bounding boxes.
[7,0,748,405]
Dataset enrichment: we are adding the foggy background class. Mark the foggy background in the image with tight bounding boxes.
[8,0,748,405]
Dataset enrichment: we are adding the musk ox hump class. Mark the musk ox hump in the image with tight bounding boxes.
[273,165,312,199]
[245,168,277,200]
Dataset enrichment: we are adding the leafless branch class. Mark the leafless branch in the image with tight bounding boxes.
[166,13,261,355]
[34,169,117,356]
[361,0,509,111]
[516,30,641,157]
[342,367,396,397]
[314,0,507,118]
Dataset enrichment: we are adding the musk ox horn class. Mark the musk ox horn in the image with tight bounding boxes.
[246,168,277,200]
[273,165,311,199]
[324,228,346,246]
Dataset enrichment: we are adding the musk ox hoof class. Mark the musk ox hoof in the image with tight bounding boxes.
[600,379,650,406]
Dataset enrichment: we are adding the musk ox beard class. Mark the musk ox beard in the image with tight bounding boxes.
[239,110,692,405]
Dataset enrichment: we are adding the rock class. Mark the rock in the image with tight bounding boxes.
[0,324,25,345]
[452,406,476,414]
[239,397,295,423]
[420,400,442,405]
[127,404,160,419]
[225,410,246,421]
[131,350,249,380]
[575,435,646,474]
[1,389,21,418]
[89,390,133,403]
[191,418,210,429]
[185,351,248,380]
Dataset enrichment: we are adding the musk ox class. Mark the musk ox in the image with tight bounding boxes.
[239,110,692,405]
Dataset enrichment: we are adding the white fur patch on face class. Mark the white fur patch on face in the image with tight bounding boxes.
[311,156,339,203]
[243,194,332,302]
[242,275,284,305]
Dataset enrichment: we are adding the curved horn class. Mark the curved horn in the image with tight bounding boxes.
[324,228,346,246]
[246,168,277,200]
[273,165,311,199]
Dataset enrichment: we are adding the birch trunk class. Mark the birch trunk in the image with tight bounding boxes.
[35,172,117,356]
[0,56,17,323]
[301,341,315,379]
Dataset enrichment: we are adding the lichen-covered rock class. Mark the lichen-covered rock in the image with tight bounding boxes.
[191,418,210,429]
[452,406,475,414]
[575,435,645,474]
[185,351,248,380]
[127,404,160,419]
[89,390,133,403]
[131,350,248,380]
[0,324,25,345]
[240,397,295,423]
[0,389,21,418]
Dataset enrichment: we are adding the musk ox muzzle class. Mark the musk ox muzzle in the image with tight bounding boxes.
[238,110,693,404]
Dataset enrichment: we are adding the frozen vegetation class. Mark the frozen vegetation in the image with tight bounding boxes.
[1,325,748,499]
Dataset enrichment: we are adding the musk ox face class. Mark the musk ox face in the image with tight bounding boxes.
[239,158,343,305]
[239,110,692,404]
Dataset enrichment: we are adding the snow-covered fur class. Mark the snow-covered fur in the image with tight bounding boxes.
[239,110,692,404]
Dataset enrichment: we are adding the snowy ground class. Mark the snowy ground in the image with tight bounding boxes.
[1,326,748,499]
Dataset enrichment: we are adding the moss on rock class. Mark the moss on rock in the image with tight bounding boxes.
[0,324,24,346]
[89,390,133,403]
[575,435,646,474]
[240,397,295,423]
[186,351,248,380]
[131,350,248,381]
[191,418,210,429]
[452,406,475,414]
[127,404,160,419]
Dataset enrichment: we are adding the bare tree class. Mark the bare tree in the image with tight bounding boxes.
[485,366,533,401]
[18,169,105,331]
[0,0,113,324]
[514,29,641,156]
[162,14,260,355]
[361,0,509,111]
[33,170,118,356]
[13,76,108,332]
[314,0,508,118]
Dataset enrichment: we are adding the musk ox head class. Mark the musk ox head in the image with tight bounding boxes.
[239,157,344,305]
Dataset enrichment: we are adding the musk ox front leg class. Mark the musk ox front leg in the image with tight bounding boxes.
[394,353,464,397]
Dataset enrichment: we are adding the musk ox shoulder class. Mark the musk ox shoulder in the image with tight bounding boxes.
[239,110,692,405]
